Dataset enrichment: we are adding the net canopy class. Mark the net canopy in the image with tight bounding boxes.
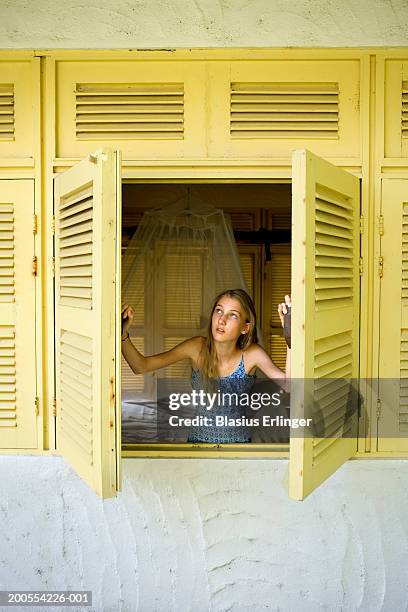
[121,194,251,402]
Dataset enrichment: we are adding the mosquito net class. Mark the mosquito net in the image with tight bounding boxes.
[121,194,251,403]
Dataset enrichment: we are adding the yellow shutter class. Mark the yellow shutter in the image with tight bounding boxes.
[263,245,291,370]
[239,251,255,298]
[208,60,360,159]
[0,61,35,159]
[230,82,339,139]
[157,248,205,380]
[384,61,408,158]
[289,149,360,500]
[122,245,145,394]
[56,60,207,159]
[54,149,121,498]
[378,180,408,451]
[0,181,37,449]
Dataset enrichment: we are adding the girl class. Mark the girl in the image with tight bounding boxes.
[121,289,291,443]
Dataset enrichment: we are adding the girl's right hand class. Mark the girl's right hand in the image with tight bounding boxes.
[121,304,134,338]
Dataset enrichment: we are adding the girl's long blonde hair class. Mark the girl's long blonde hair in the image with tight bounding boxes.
[199,288,258,384]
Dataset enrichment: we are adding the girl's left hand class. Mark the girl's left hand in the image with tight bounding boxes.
[277,294,292,328]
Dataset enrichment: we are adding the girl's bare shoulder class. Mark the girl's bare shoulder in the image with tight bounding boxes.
[189,335,206,354]
[244,343,267,369]
[189,336,206,369]
[190,335,206,347]
[244,342,267,359]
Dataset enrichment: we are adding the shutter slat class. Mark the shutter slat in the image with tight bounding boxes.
[164,253,202,328]
[0,85,14,140]
[402,82,408,137]
[59,329,93,464]
[0,327,17,428]
[0,204,14,303]
[230,82,339,139]
[58,187,93,309]
[76,84,184,140]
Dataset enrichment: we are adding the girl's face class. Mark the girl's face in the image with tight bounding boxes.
[211,296,250,343]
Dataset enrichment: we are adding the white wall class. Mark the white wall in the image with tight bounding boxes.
[1,456,408,611]
[0,0,407,48]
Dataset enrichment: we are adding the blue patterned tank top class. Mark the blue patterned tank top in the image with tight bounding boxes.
[188,354,256,443]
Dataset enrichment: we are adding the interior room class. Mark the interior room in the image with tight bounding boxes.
[120,182,292,449]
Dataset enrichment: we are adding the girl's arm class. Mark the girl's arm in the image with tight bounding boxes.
[248,344,289,379]
[121,303,203,374]
[246,294,291,389]
[247,344,291,392]
[122,335,203,374]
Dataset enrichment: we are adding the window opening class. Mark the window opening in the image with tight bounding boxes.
[121,183,292,451]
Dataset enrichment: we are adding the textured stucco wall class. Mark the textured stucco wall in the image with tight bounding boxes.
[0,0,407,48]
[1,456,408,611]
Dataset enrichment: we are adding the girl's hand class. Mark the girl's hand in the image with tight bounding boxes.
[121,303,134,338]
[277,295,291,328]
[278,295,292,349]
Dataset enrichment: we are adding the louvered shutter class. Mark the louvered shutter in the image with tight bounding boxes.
[157,248,205,380]
[237,243,261,323]
[384,61,408,158]
[239,252,255,298]
[56,61,207,159]
[403,82,408,143]
[0,181,37,449]
[122,245,146,396]
[378,180,408,450]
[54,149,121,498]
[75,84,184,140]
[208,60,360,159]
[289,149,360,500]
[230,83,339,139]
[0,85,14,140]
[0,61,35,158]
[263,245,291,370]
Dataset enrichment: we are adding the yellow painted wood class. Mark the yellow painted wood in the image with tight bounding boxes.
[115,149,122,491]
[44,56,57,451]
[289,149,360,500]
[1,48,406,469]
[122,443,289,458]
[0,180,37,448]
[54,149,121,498]
[207,60,361,161]
[263,244,291,370]
[55,61,207,160]
[384,60,408,159]
[378,180,408,451]
[0,61,36,159]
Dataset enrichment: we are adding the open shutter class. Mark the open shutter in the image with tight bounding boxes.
[54,149,121,498]
[289,149,360,500]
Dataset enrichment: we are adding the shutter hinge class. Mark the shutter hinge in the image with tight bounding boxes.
[378,215,384,236]
[51,256,55,277]
[376,398,382,419]
[34,396,39,416]
[51,215,55,235]
[359,257,363,276]
[52,398,57,417]
[32,255,38,276]
[33,213,38,235]
[360,215,364,234]
[378,256,384,278]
